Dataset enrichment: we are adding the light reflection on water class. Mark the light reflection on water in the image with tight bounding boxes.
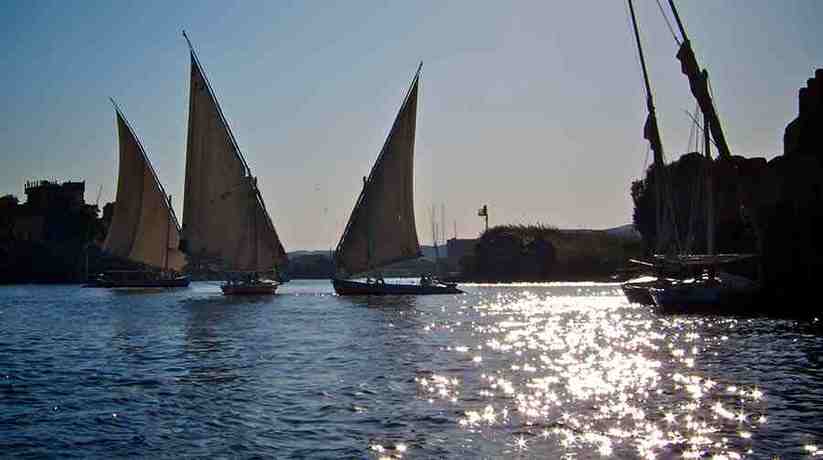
[1,282,823,458]
[415,283,821,459]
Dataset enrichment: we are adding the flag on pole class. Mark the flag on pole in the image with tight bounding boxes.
[477,205,487,217]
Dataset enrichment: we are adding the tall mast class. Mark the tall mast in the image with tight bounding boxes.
[164,194,171,272]
[704,115,714,258]
[627,0,667,253]
[253,179,258,272]
[667,0,732,159]
[440,204,446,249]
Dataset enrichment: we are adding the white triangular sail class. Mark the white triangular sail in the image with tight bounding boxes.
[335,66,422,276]
[180,42,287,272]
[103,108,186,272]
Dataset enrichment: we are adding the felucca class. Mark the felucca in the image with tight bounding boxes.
[180,32,288,295]
[332,63,461,295]
[620,0,759,311]
[621,0,677,304]
[90,101,190,288]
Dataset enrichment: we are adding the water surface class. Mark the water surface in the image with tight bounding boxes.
[1,281,822,458]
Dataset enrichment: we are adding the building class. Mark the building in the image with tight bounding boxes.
[24,180,86,211]
[11,180,97,243]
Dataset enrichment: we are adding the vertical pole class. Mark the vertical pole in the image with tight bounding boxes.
[252,179,258,279]
[165,195,171,274]
[704,114,716,279]
[627,0,666,253]
[441,204,446,246]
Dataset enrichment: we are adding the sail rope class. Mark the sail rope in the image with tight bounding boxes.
[655,0,681,45]
[683,109,721,152]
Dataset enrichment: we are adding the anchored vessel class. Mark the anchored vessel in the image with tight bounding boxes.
[180,32,288,295]
[88,103,189,288]
[332,64,461,296]
[622,0,759,311]
[620,0,676,305]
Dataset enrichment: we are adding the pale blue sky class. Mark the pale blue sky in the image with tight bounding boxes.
[2,1,821,250]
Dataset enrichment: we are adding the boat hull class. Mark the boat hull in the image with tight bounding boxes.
[221,281,279,295]
[85,276,191,289]
[621,276,674,305]
[332,278,462,295]
[621,282,655,305]
[649,278,758,315]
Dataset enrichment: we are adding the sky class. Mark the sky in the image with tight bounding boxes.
[1,1,822,250]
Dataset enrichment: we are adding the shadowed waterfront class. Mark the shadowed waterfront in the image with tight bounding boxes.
[2,281,823,458]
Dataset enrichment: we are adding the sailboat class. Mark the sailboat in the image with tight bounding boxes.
[88,102,190,288]
[180,32,288,295]
[623,0,759,311]
[648,113,759,312]
[332,64,461,296]
[621,0,679,305]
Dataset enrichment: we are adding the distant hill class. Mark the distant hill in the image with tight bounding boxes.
[286,247,438,279]
[603,224,642,240]
[288,245,446,261]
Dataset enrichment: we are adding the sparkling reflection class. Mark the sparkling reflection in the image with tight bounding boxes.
[418,286,772,458]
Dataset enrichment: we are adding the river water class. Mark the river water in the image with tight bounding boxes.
[1,281,822,458]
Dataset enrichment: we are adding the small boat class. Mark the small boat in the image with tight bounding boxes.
[221,273,280,295]
[90,103,190,288]
[332,278,461,296]
[331,64,462,296]
[180,32,288,295]
[86,270,190,288]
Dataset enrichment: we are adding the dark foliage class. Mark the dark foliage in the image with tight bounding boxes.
[462,224,642,281]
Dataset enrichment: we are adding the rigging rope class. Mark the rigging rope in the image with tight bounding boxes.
[655,0,681,45]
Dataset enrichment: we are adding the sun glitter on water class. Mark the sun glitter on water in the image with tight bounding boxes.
[417,286,771,458]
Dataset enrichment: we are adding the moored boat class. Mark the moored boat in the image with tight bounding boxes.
[621,0,759,311]
[650,270,758,314]
[622,275,664,305]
